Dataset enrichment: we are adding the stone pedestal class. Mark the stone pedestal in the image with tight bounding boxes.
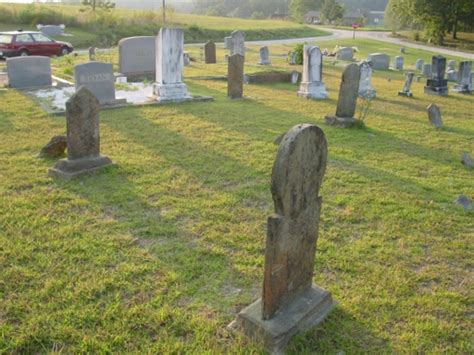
[153,83,190,102]
[297,81,328,99]
[49,155,114,180]
[235,286,335,353]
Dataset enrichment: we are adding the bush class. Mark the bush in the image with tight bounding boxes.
[413,31,420,41]
[291,42,306,65]
[251,11,266,20]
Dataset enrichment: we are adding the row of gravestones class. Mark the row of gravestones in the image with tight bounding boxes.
[46,82,334,352]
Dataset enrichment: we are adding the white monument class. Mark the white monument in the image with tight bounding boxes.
[297,45,328,99]
[358,61,376,98]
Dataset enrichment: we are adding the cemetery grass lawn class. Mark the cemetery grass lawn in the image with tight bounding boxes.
[394,31,474,53]
[1,40,473,353]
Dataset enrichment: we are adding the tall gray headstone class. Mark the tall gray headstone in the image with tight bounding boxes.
[153,28,190,102]
[49,87,114,179]
[204,41,216,64]
[227,54,244,99]
[7,56,52,88]
[233,124,334,353]
[358,60,376,98]
[424,55,448,96]
[258,46,271,65]
[427,104,443,128]
[230,30,245,57]
[118,36,156,80]
[367,53,390,70]
[326,63,361,127]
[398,72,415,97]
[416,59,424,71]
[297,45,328,99]
[453,61,472,94]
[74,62,120,105]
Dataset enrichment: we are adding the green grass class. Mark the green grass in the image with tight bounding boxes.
[0,38,473,353]
[393,31,474,53]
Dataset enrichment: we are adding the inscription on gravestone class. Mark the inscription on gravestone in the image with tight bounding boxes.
[118,36,156,80]
[233,124,335,353]
[74,62,119,105]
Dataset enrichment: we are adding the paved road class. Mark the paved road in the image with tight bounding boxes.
[248,27,474,60]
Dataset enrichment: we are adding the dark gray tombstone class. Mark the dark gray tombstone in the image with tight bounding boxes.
[49,87,114,179]
[424,56,448,96]
[258,46,271,65]
[74,62,121,105]
[398,72,415,97]
[88,47,96,61]
[233,124,334,353]
[7,56,52,89]
[227,54,244,99]
[453,61,472,94]
[326,63,361,127]
[427,103,443,128]
[204,41,216,64]
[118,36,156,80]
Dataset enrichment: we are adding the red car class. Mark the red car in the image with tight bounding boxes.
[0,30,73,58]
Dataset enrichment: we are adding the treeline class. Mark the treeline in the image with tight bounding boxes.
[193,0,289,18]
[386,0,474,44]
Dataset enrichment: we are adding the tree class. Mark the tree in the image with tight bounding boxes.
[321,0,345,24]
[81,0,115,12]
[289,0,323,21]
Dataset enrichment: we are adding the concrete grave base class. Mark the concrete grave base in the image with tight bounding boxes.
[424,86,449,96]
[325,115,360,128]
[359,90,376,99]
[297,82,328,100]
[49,155,115,180]
[153,83,191,102]
[398,91,413,97]
[232,285,335,354]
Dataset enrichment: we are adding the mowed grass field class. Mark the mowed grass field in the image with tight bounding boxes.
[0,38,473,353]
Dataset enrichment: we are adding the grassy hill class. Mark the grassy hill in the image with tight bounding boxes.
[0,3,329,48]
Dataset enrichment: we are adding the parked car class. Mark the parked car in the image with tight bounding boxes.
[0,30,73,58]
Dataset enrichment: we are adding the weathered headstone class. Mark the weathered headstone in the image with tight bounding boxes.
[427,103,443,128]
[291,71,300,84]
[7,56,52,88]
[183,52,191,66]
[358,60,376,98]
[415,58,424,71]
[453,61,472,94]
[367,53,390,70]
[258,46,271,65]
[74,62,121,105]
[88,47,96,61]
[297,45,328,99]
[40,25,64,37]
[394,56,404,70]
[153,28,190,102]
[204,41,217,64]
[39,135,67,158]
[461,152,473,168]
[118,36,155,80]
[49,87,114,179]
[336,47,354,61]
[447,60,456,71]
[230,30,245,56]
[422,63,432,77]
[447,70,458,82]
[228,54,244,99]
[233,124,334,353]
[400,47,406,53]
[398,72,415,97]
[326,63,361,127]
[424,56,448,96]
[224,36,233,49]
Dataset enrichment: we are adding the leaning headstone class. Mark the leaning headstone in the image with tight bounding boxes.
[326,63,361,127]
[7,56,52,89]
[336,47,354,61]
[415,59,424,71]
[424,56,448,96]
[394,56,404,70]
[367,53,390,70]
[49,87,114,179]
[398,72,415,97]
[153,28,190,102]
[224,36,233,49]
[228,54,244,99]
[39,135,67,158]
[118,36,155,80]
[358,60,376,98]
[258,46,271,65]
[427,104,443,128]
[88,47,96,61]
[232,124,334,353]
[422,63,432,77]
[204,41,217,64]
[230,30,245,56]
[74,62,122,105]
[461,153,473,168]
[297,45,328,99]
[447,60,456,71]
[453,61,472,94]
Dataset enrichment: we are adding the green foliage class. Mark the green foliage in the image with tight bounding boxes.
[290,0,324,21]
[194,0,288,18]
[291,42,306,65]
[251,11,266,20]
[321,0,345,23]
[81,0,116,12]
